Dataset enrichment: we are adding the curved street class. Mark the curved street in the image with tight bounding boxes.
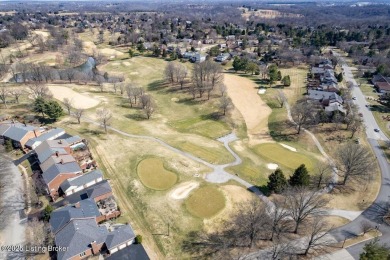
[327,52,390,259]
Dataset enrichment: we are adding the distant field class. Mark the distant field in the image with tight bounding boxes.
[185,186,226,218]
[137,158,178,190]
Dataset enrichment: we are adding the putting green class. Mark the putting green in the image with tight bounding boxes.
[137,158,178,190]
[185,186,225,218]
[253,143,315,171]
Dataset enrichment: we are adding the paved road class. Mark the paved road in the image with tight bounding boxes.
[328,52,390,258]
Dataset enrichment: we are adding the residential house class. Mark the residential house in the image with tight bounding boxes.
[35,139,71,164]
[308,89,345,114]
[54,218,135,260]
[215,53,230,62]
[190,53,207,63]
[60,169,104,196]
[42,160,82,200]
[0,123,41,149]
[54,180,113,207]
[25,128,66,150]
[105,244,150,260]
[64,135,83,147]
[40,154,76,172]
[372,74,390,94]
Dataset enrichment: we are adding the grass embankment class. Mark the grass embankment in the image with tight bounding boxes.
[185,186,226,218]
[137,158,178,190]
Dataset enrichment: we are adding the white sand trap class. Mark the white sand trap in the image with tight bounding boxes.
[280,143,297,152]
[47,85,100,109]
[169,181,199,200]
[130,72,139,75]
[258,88,266,94]
[171,97,179,102]
[122,61,131,66]
[267,163,279,170]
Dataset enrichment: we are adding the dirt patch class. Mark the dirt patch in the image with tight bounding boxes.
[224,73,272,145]
[47,85,100,109]
[169,181,199,200]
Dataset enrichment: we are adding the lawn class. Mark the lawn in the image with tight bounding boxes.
[226,157,269,186]
[170,116,230,139]
[137,158,178,190]
[252,143,316,172]
[185,186,226,218]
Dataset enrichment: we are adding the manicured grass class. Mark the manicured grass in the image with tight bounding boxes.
[137,158,178,190]
[170,116,230,139]
[252,143,315,171]
[226,157,269,186]
[185,186,225,218]
[173,141,234,165]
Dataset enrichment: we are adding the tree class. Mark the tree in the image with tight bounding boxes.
[4,139,13,152]
[289,164,310,187]
[282,75,291,86]
[176,64,188,90]
[274,90,286,108]
[337,72,343,82]
[219,96,232,116]
[33,97,46,118]
[301,217,332,256]
[312,161,332,188]
[26,218,46,248]
[11,89,23,103]
[97,107,112,133]
[335,142,374,185]
[246,62,258,75]
[28,83,52,99]
[128,48,134,58]
[291,99,319,134]
[74,109,85,124]
[267,169,287,194]
[268,64,279,85]
[44,100,64,121]
[284,187,329,234]
[360,239,390,260]
[142,95,156,119]
[165,62,176,85]
[63,98,73,115]
[43,205,54,221]
[137,43,145,53]
[0,84,8,108]
[218,84,227,97]
[268,198,290,241]
[135,235,143,244]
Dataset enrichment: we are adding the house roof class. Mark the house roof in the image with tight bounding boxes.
[372,74,390,84]
[42,161,82,185]
[376,82,390,92]
[50,198,101,234]
[35,139,70,163]
[2,123,36,142]
[0,123,11,136]
[40,154,76,172]
[55,180,112,207]
[60,169,103,194]
[105,224,136,250]
[55,218,108,260]
[308,89,342,101]
[64,135,82,145]
[106,244,150,260]
[25,128,65,148]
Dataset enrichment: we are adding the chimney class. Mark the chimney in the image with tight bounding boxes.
[58,140,62,144]
[90,241,99,255]
[60,159,64,164]
[55,151,59,157]
[75,202,80,208]
[33,129,38,137]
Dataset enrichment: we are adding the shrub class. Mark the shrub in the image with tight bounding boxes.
[135,235,143,244]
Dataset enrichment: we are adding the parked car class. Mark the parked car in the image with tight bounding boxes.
[374,128,380,132]
[352,97,357,100]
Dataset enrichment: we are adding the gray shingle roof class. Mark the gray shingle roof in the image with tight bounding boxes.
[105,225,136,250]
[50,198,101,234]
[35,139,70,163]
[60,169,103,194]
[3,123,36,142]
[40,154,76,172]
[106,244,150,260]
[308,89,342,102]
[55,218,108,260]
[25,128,65,148]
[0,124,11,136]
[42,162,82,185]
[65,135,82,145]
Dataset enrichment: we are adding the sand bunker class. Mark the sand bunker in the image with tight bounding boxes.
[169,181,199,200]
[171,97,179,102]
[122,61,131,66]
[258,88,266,94]
[130,72,139,75]
[47,85,100,109]
[267,163,279,170]
[280,143,297,152]
[224,74,272,144]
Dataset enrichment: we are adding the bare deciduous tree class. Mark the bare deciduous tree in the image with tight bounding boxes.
[96,107,112,133]
[219,96,232,116]
[275,90,286,108]
[11,89,23,104]
[218,84,227,97]
[335,142,374,185]
[0,84,9,107]
[28,83,52,99]
[26,218,46,247]
[360,220,373,235]
[312,161,333,188]
[176,64,188,89]
[284,187,329,234]
[301,217,333,256]
[164,62,176,85]
[73,109,84,124]
[63,98,73,115]
[291,99,319,134]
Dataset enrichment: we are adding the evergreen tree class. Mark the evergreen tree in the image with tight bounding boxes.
[43,204,54,221]
[277,70,282,81]
[44,100,63,121]
[360,239,390,260]
[282,75,291,86]
[289,164,310,186]
[337,72,343,82]
[33,97,46,118]
[4,139,13,152]
[128,48,134,58]
[268,64,279,85]
[267,168,287,194]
